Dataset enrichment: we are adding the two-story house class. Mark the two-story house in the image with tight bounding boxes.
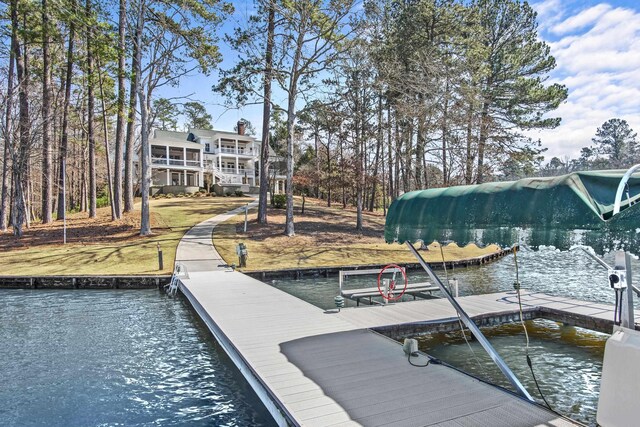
[148,122,286,195]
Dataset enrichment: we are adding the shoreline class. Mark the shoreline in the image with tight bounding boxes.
[0,246,514,288]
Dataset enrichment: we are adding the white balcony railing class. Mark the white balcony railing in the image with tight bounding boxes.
[210,147,254,156]
[152,157,201,167]
[218,168,256,175]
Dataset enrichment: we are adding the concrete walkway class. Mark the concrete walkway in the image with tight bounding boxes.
[175,198,257,272]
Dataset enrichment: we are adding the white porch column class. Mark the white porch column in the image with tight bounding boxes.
[235,138,238,155]
[183,170,187,186]
[165,146,169,164]
[183,147,186,166]
[235,156,239,174]
[166,169,170,185]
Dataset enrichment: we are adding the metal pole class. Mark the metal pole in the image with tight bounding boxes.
[613,163,640,215]
[624,252,634,328]
[157,243,164,271]
[614,251,635,329]
[580,247,640,297]
[406,242,534,401]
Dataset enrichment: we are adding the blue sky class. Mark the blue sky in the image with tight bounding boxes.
[160,0,640,163]
[528,0,640,160]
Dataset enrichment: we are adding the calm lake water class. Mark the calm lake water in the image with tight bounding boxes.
[268,248,639,426]
[269,247,639,310]
[419,319,607,426]
[0,289,276,427]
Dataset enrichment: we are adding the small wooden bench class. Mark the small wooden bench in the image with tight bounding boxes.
[341,282,440,306]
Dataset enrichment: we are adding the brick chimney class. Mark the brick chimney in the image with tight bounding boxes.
[237,120,246,135]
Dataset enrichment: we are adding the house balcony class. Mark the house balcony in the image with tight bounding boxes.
[207,147,256,156]
[152,157,201,168]
[218,167,256,175]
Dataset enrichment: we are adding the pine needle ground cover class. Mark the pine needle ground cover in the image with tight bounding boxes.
[214,198,499,272]
[0,197,248,276]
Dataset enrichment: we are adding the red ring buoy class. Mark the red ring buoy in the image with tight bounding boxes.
[377,264,408,301]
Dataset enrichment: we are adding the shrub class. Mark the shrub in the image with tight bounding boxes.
[97,194,110,207]
[234,190,244,197]
[273,194,286,209]
[199,188,206,193]
[225,191,233,197]
[176,193,185,198]
[166,193,174,198]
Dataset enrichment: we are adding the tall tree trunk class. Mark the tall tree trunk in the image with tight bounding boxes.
[86,0,96,217]
[138,88,151,235]
[354,79,363,232]
[124,6,143,214]
[326,131,331,207]
[0,35,15,231]
[442,79,449,185]
[465,103,475,184]
[257,0,274,225]
[387,104,394,201]
[314,127,320,198]
[369,95,383,212]
[114,0,126,216]
[381,115,387,216]
[415,117,424,190]
[136,1,151,236]
[57,6,75,220]
[394,116,400,197]
[477,95,491,184]
[11,0,30,236]
[340,136,346,208]
[41,0,53,223]
[284,32,304,237]
[404,120,412,192]
[97,61,116,220]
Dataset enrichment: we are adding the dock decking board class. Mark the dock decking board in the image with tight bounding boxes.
[175,204,584,426]
[180,271,576,426]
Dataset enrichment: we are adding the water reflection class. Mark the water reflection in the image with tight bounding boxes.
[416,319,607,426]
[269,247,639,310]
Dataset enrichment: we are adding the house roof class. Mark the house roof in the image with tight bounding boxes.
[189,128,257,142]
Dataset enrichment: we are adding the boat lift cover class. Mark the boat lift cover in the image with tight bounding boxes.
[384,170,640,255]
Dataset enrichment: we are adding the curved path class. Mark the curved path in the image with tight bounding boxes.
[175,199,258,273]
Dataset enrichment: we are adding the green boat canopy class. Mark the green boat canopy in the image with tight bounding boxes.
[384,170,640,255]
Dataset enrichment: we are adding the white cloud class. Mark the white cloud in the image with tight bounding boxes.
[550,4,612,35]
[530,1,640,161]
[533,0,566,32]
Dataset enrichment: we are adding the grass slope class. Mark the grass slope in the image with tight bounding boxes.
[0,197,248,276]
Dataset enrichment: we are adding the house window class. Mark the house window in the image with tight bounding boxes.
[205,143,210,152]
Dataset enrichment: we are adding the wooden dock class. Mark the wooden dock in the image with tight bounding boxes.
[335,291,640,335]
[180,272,578,426]
[175,204,585,426]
